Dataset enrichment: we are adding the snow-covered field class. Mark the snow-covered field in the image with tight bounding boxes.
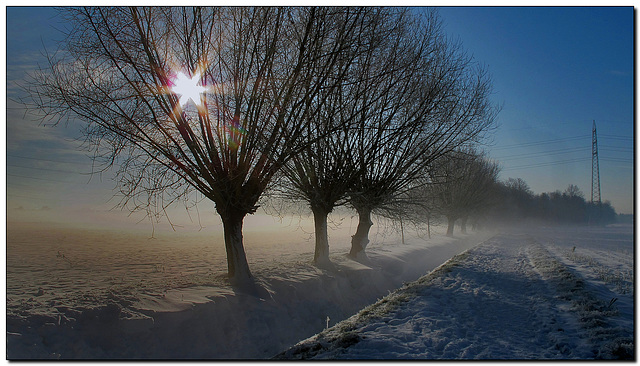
[278,225,634,360]
[6,218,489,359]
[6,220,633,359]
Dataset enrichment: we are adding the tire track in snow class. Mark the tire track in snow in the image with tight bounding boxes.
[278,234,596,359]
[526,236,633,359]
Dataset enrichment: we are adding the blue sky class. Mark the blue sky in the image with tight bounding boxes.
[4,6,635,231]
[438,7,633,213]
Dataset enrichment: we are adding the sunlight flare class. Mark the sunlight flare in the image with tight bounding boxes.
[171,72,207,106]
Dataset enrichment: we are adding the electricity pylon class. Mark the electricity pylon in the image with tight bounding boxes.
[591,120,601,205]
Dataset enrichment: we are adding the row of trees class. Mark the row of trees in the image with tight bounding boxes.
[488,179,617,226]
[407,171,618,238]
[274,10,496,265]
[26,7,498,283]
[384,157,618,239]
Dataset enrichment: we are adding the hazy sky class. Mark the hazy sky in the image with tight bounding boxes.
[5,6,635,232]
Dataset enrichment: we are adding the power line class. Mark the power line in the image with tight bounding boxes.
[492,135,591,151]
[7,163,89,175]
[600,157,633,163]
[599,134,633,140]
[6,192,104,202]
[6,173,89,185]
[493,147,590,161]
[601,163,634,170]
[501,157,591,172]
[7,154,88,166]
[599,145,633,151]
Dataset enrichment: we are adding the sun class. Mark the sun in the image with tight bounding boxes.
[171,72,207,106]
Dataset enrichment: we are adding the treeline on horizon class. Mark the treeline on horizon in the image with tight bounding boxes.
[485,179,618,227]
[365,150,620,239]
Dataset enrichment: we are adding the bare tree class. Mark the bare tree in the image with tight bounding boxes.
[276,8,421,266]
[24,7,375,284]
[496,177,535,221]
[276,124,359,267]
[345,10,499,260]
[427,149,500,237]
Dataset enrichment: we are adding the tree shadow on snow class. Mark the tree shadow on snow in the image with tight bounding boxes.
[229,276,273,301]
[346,251,376,268]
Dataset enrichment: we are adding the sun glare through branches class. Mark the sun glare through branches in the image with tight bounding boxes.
[171,72,207,106]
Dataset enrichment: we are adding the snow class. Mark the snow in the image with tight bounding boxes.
[277,224,634,360]
[6,220,633,359]
[6,219,490,359]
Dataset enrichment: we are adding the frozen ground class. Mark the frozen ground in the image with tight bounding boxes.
[278,225,634,360]
[6,217,491,359]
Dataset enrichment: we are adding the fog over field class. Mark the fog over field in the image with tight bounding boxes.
[6,218,487,358]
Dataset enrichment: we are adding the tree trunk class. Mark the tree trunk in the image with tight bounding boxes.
[312,207,331,266]
[221,212,252,284]
[426,215,431,239]
[349,206,373,259]
[460,216,468,234]
[446,216,456,237]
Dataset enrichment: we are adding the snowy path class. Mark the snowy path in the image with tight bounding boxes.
[278,229,634,360]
